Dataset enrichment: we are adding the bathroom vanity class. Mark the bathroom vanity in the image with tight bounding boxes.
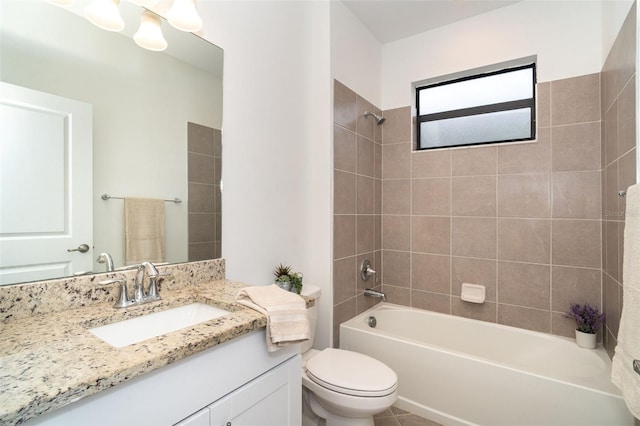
[0,260,304,426]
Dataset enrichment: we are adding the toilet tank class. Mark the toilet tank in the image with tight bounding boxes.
[300,284,321,353]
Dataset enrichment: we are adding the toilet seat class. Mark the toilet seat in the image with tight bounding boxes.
[305,348,397,397]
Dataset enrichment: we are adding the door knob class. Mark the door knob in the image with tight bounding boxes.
[68,244,90,253]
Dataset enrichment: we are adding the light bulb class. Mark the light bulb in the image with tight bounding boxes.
[134,10,168,51]
[85,0,125,32]
[128,0,158,7]
[47,0,74,6]
[167,0,203,32]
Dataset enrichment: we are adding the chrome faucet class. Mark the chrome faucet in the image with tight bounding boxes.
[96,252,115,272]
[134,261,161,303]
[99,261,169,308]
[364,288,386,302]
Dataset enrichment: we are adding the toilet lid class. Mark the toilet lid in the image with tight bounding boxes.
[305,348,397,397]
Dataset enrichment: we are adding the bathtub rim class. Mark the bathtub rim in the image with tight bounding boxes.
[340,302,621,398]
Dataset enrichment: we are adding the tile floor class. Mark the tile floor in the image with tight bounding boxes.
[374,406,443,426]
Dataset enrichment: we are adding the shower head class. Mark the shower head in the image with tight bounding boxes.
[364,111,386,125]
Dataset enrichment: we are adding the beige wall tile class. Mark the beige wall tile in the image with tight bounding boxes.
[374,142,382,179]
[452,146,496,176]
[381,284,411,306]
[187,122,214,155]
[604,220,620,281]
[334,124,357,173]
[382,179,411,214]
[536,82,550,128]
[374,179,382,215]
[452,257,497,301]
[334,215,356,259]
[552,171,601,219]
[551,123,601,172]
[497,218,550,264]
[357,215,375,254]
[188,152,215,184]
[357,292,381,314]
[382,250,410,287]
[551,266,601,311]
[497,131,550,174]
[188,183,215,213]
[604,101,618,166]
[551,312,577,338]
[497,173,550,218]
[334,257,357,304]
[452,217,496,259]
[412,290,450,314]
[619,148,637,220]
[357,135,375,177]
[357,175,375,214]
[334,170,356,214]
[498,261,550,310]
[451,298,497,323]
[412,253,450,294]
[604,162,620,220]
[383,143,411,179]
[357,96,376,141]
[334,80,357,132]
[412,149,451,178]
[412,216,450,255]
[412,178,451,216]
[498,304,550,333]
[552,219,601,268]
[382,107,411,144]
[333,298,357,347]
[452,176,496,217]
[188,242,216,262]
[382,215,410,251]
[551,73,600,126]
[603,273,621,338]
[188,213,215,243]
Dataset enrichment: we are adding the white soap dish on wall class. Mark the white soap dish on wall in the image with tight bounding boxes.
[461,283,486,304]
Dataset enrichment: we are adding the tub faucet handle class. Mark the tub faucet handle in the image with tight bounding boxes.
[360,259,377,281]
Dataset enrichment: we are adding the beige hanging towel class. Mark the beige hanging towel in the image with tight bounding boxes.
[124,197,166,265]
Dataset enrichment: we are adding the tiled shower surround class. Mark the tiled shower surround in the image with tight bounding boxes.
[187,122,222,261]
[333,5,636,348]
[602,4,637,357]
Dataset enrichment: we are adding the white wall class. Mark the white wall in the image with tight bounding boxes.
[331,1,383,106]
[198,1,333,349]
[382,0,603,110]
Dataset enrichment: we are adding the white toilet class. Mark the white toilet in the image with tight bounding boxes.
[300,285,398,426]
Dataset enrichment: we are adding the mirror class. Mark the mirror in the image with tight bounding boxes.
[0,0,223,285]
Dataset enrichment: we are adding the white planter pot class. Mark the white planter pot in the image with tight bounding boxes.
[575,330,597,349]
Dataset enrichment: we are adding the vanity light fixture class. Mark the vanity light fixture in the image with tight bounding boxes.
[85,0,125,32]
[167,0,203,32]
[134,10,167,51]
[50,0,204,50]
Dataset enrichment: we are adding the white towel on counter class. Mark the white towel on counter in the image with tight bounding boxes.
[124,197,166,266]
[236,284,310,352]
[612,183,640,419]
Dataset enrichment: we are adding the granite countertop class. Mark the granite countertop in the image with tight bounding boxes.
[0,279,274,426]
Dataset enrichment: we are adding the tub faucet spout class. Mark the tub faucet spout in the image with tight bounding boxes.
[364,288,386,302]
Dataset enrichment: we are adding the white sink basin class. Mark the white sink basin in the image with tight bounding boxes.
[88,303,230,348]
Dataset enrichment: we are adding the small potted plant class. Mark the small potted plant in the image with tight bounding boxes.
[565,303,605,349]
[272,263,303,294]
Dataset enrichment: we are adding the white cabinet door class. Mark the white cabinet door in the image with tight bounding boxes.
[175,408,209,426]
[209,356,301,426]
[0,82,93,284]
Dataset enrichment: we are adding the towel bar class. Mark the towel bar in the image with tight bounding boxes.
[634,359,640,376]
[101,194,182,204]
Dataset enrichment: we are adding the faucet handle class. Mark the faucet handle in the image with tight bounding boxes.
[147,271,170,300]
[98,278,130,308]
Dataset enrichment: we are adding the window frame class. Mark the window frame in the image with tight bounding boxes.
[415,63,537,150]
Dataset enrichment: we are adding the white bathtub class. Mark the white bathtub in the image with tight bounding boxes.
[339,303,633,426]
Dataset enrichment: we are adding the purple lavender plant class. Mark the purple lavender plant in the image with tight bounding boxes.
[565,303,605,334]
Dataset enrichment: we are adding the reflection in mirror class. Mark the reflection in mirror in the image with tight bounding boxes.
[0,0,223,285]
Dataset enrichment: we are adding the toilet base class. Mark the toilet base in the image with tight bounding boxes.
[307,390,374,426]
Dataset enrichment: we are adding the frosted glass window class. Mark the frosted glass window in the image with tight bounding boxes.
[416,63,536,150]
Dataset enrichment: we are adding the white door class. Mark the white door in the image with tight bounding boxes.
[0,81,93,285]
